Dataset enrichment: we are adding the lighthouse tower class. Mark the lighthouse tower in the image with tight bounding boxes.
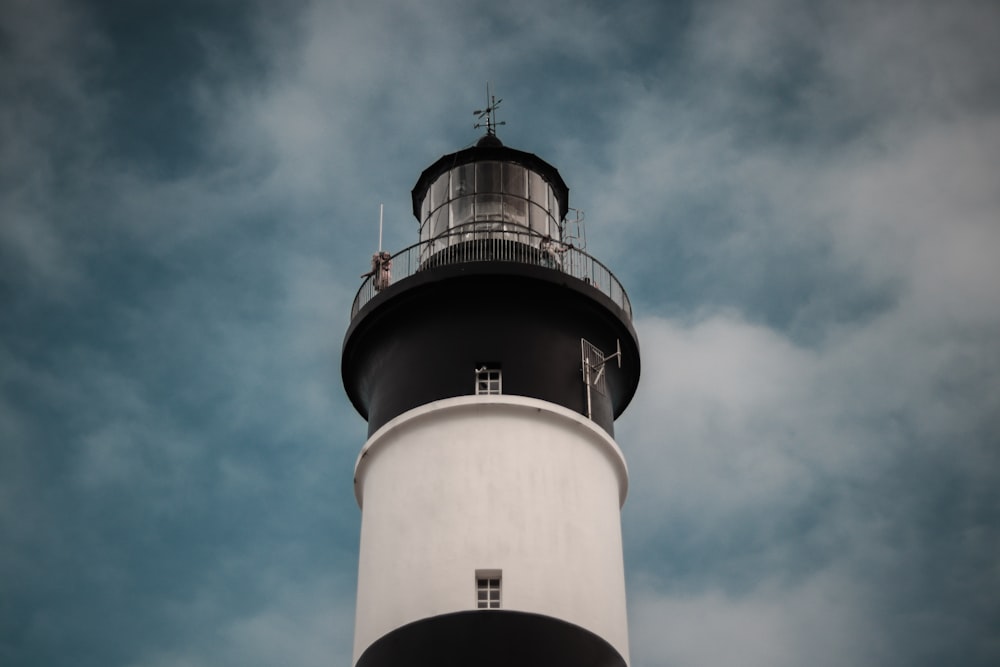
[342,104,640,667]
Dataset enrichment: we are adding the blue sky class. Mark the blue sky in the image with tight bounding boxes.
[2,0,999,665]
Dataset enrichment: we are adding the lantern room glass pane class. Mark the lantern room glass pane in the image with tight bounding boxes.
[430,206,449,238]
[503,164,526,198]
[419,217,429,244]
[549,216,562,240]
[528,203,549,235]
[452,196,474,228]
[549,188,561,221]
[452,164,475,199]
[477,161,501,193]
[529,171,548,206]
[476,193,502,221]
[503,194,527,227]
[430,174,448,212]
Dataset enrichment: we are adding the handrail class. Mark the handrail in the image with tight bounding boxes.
[350,223,632,321]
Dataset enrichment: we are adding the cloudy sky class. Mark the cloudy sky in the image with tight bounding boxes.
[2,0,999,665]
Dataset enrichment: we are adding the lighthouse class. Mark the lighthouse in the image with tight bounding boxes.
[342,101,640,667]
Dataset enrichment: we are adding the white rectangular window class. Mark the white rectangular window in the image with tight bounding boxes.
[476,570,501,609]
[475,366,502,395]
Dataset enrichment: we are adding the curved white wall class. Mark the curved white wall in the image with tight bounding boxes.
[352,395,630,663]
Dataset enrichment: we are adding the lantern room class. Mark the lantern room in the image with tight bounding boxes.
[411,135,570,263]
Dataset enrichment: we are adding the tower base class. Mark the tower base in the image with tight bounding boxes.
[356,610,627,667]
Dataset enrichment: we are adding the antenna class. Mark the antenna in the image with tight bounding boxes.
[367,203,391,292]
[378,203,384,252]
[580,338,622,420]
[473,82,506,136]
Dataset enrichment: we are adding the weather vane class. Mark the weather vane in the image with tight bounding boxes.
[473,83,506,137]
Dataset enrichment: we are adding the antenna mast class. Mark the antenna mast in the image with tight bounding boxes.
[378,203,384,252]
[367,203,391,292]
[473,83,506,136]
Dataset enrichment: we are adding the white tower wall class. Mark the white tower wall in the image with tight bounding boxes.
[352,395,630,663]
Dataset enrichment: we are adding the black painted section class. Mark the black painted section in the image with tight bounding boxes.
[411,141,570,220]
[342,262,640,437]
[355,610,626,667]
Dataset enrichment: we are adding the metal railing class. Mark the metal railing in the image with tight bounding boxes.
[350,223,633,320]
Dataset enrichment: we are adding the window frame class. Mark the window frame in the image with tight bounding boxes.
[474,366,502,395]
[475,570,502,609]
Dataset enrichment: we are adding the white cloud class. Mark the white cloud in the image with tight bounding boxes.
[623,314,829,527]
[630,571,883,667]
